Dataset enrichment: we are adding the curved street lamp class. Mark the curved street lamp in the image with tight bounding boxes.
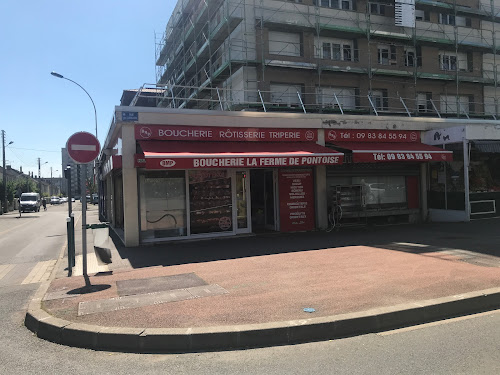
[51,71,97,286]
[50,72,97,139]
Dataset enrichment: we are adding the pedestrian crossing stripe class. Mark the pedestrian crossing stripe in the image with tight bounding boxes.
[21,260,57,284]
[0,264,16,280]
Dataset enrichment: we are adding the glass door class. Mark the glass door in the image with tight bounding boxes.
[233,170,251,233]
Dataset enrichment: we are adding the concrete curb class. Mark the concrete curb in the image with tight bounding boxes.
[25,286,500,353]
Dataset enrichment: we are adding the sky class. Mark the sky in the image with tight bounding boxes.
[1,0,175,180]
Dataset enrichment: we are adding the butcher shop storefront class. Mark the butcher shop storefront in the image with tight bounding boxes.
[134,124,343,242]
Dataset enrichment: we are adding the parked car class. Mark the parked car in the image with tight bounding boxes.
[91,194,98,205]
[19,192,40,213]
[50,196,60,205]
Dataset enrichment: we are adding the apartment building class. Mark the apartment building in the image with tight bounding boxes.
[101,0,500,246]
[150,0,500,117]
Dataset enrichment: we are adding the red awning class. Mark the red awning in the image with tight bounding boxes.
[328,142,453,163]
[138,141,344,169]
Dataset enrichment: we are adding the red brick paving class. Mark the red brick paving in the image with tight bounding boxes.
[44,245,500,329]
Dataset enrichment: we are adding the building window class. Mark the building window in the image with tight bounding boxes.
[405,47,415,67]
[268,31,301,57]
[439,51,468,71]
[316,86,357,109]
[378,44,396,65]
[319,38,353,61]
[439,13,470,27]
[370,2,386,15]
[416,93,432,112]
[415,9,430,21]
[371,90,388,111]
[405,46,422,68]
[317,0,352,10]
[440,95,472,114]
[270,83,303,106]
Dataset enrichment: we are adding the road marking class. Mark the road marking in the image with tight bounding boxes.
[393,242,429,248]
[377,309,500,336]
[0,264,16,280]
[0,221,29,236]
[21,260,57,285]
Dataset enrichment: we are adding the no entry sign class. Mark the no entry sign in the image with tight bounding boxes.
[66,132,100,164]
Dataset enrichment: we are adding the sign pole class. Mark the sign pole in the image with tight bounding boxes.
[66,131,100,289]
[81,163,90,287]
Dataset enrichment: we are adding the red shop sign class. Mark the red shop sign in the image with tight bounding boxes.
[325,129,420,143]
[139,154,342,169]
[279,169,315,232]
[135,124,318,142]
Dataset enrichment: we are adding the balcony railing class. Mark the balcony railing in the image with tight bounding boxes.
[129,83,500,120]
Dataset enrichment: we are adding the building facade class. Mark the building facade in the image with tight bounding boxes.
[98,0,500,247]
[147,0,500,118]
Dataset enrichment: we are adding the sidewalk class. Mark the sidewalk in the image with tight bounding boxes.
[25,212,500,352]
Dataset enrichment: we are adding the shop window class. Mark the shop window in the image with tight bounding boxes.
[140,171,187,239]
[327,176,408,209]
[189,170,233,235]
[355,176,407,207]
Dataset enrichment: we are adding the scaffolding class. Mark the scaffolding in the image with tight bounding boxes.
[147,0,500,119]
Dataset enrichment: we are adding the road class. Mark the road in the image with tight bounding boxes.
[0,207,499,374]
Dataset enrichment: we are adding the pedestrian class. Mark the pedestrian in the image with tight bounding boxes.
[42,197,47,211]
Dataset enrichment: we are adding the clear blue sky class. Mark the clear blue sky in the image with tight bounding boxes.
[1,0,175,179]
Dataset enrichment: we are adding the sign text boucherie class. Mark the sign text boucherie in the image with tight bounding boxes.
[135,124,317,142]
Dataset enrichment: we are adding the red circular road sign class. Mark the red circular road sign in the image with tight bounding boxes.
[66,132,100,164]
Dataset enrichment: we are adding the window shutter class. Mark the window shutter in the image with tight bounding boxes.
[467,51,473,72]
[390,45,397,65]
[416,45,422,67]
[382,89,389,109]
[468,95,474,113]
[352,0,356,11]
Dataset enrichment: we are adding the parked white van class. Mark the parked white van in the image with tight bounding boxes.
[20,192,40,213]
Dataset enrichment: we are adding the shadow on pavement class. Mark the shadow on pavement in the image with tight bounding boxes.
[110,219,500,270]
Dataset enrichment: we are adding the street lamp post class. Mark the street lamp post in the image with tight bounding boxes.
[38,158,47,196]
[51,71,97,287]
[50,72,97,139]
[2,130,13,213]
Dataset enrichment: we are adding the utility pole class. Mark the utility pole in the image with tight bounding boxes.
[2,130,6,213]
[38,158,41,194]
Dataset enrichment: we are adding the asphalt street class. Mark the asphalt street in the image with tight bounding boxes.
[1,207,499,373]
